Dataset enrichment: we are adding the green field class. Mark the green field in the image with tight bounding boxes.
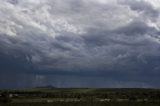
[1,88,160,106]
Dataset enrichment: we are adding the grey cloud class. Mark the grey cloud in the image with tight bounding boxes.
[120,0,160,18]
[0,0,160,88]
[115,21,154,35]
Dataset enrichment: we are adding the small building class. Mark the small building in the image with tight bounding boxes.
[9,94,13,98]
[100,98,111,102]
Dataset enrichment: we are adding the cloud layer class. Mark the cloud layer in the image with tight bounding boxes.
[0,0,160,88]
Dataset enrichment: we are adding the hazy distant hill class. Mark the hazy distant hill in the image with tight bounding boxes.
[35,85,56,89]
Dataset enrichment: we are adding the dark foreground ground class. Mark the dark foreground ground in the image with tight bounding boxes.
[1,88,160,106]
[1,102,160,106]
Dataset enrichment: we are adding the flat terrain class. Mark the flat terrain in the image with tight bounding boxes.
[1,102,160,106]
[0,88,160,106]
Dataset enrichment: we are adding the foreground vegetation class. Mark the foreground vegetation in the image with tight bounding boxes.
[1,102,160,106]
[0,88,160,106]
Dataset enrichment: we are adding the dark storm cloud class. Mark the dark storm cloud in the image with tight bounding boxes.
[0,0,160,88]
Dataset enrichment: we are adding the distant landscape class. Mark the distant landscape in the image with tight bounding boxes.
[1,87,160,106]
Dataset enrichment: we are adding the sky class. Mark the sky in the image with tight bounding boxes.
[0,0,160,89]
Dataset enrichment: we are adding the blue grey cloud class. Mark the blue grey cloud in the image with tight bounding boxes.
[0,0,160,88]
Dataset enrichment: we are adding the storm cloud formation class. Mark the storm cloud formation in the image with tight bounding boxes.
[0,0,160,88]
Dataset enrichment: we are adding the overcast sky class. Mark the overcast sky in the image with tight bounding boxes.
[0,0,160,89]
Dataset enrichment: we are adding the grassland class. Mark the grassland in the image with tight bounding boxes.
[1,102,160,106]
[0,88,160,106]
